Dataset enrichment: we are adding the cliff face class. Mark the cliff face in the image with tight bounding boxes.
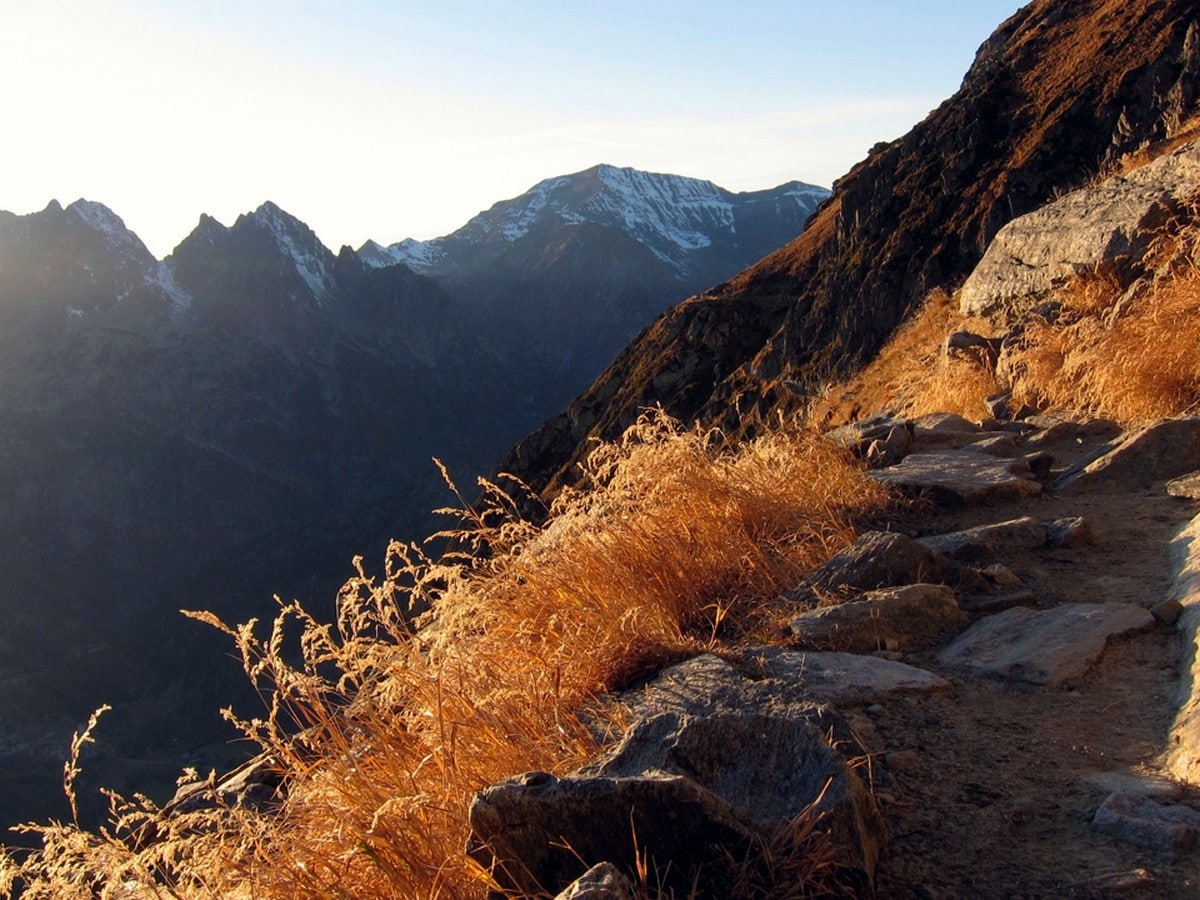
[503,0,1200,494]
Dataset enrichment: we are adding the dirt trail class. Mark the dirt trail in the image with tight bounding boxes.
[868,439,1200,897]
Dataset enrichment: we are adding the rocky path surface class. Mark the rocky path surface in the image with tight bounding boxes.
[862,421,1200,897]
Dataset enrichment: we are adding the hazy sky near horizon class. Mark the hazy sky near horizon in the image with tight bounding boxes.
[4,1,1025,258]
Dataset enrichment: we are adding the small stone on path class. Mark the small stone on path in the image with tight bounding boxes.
[1082,772,1183,802]
[1167,471,1200,499]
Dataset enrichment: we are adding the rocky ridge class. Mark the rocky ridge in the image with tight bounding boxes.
[501,0,1200,497]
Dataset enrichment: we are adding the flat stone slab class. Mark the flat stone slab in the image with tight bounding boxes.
[789,584,967,653]
[1054,417,1200,492]
[870,449,1043,505]
[753,648,953,706]
[937,603,1154,687]
[1093,791,1200,852]
[918,516,1047,561]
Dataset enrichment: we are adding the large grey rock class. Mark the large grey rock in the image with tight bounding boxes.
[1054,417,1200,492]
[870,449,1042,505]
[960,140,1200,324]
[470,710,882,897]
[789,584,967,653]
[918,516,1048,561]
[470,653,889,896]
[751,648,953,707]
[1093,791,1200,852]
[938,603,1155,687]
[1168,513,1200,783]
[797,531,959,599]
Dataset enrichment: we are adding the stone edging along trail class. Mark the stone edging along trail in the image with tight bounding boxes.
[1169,511,1200,782]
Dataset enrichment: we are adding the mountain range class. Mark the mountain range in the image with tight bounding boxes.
[0,167,823,827]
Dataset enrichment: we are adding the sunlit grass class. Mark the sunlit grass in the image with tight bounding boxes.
[2,410,890,898]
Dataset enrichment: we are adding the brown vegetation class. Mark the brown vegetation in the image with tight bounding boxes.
[813,250,1200,429]
[808,290,1000,427]
[2,411,889,898]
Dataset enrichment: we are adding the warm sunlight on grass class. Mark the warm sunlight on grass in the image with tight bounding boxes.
[1004,265,1200,422]
[2,410,889,898]
[809,289,1001,427]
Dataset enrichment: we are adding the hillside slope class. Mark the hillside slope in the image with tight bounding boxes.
[503,0,1200,495]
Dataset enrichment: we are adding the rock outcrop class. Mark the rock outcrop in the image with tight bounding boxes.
[960,140,1200,324]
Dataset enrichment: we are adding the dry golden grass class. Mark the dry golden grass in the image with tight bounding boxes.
[1005,264,1200,422]
[808,289,1000,427]
[2,410,890,898]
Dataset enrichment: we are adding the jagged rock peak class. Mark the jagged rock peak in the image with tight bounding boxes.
[238,201,337,303]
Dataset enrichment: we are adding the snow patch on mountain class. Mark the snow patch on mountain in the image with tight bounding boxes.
[153,262,192,316]
[360,237,446,273]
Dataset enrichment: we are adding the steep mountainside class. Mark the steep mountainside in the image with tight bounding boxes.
[502,0,1200,495]
[361,166,827,402]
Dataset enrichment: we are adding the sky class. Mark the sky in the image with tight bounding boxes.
[3,1,1026,259]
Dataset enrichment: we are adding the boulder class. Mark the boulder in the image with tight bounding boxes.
[938,603,1154,687]
[918,516,1047,561]
[1053,417,1200,492]
[789,584,967,653]
[469,710,883,897]
[1093,791,1200,853]
[1045,516,1093,549]
[795,531,958,599]
[870,450,1042,505]
[959,139,1200,325]
[827,414,914,468]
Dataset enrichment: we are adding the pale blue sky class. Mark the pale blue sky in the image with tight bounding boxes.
[3,1,1025,257]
